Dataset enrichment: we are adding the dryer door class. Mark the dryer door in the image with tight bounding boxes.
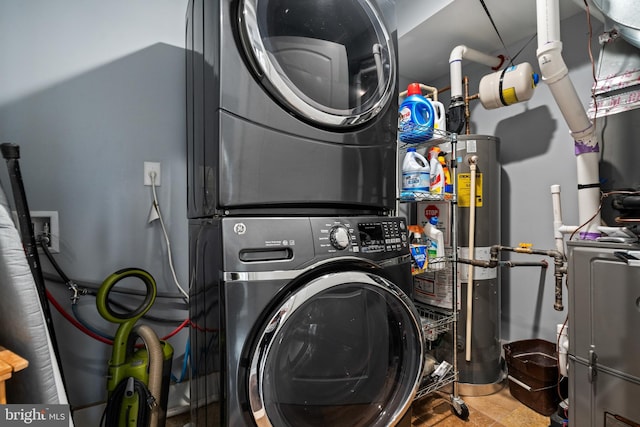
[239,0,396,128]
[245,269,423,427]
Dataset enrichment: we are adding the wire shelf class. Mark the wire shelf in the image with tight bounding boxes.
[411,256,454,275]
[414,370,458,400]
[398,125,453,147]
[399,191,454,203]
[415,302,456,336]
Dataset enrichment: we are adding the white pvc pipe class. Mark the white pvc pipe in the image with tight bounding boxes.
[449,45,504,100]
[536,0,561,45]
[536,0,601,240]
[557,323,569,377]
[465,157,478,362]
[550,185,566,254]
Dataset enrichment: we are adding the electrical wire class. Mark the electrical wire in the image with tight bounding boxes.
[583,0,600,130]
[477,0,512,62]
[149,172,189,301]
[509,33,537,66]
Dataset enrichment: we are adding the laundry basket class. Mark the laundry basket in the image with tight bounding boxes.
[503,339,563,416]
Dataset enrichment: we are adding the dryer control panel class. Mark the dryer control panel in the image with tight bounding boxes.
[311,217,409,255]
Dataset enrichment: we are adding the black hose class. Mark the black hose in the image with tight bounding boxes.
[39,241,187,324]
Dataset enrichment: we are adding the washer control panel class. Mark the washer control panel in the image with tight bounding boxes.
[312,217,408,255]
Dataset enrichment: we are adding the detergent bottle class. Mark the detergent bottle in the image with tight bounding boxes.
[424,216,445,270]
[432,100,447,132]
[399,83,434,143]
[402,147,430,193]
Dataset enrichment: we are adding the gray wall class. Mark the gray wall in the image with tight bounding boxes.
[0,0,190,420]
[400,12,604,343]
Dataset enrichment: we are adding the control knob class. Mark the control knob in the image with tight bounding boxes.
[329,225,351,250]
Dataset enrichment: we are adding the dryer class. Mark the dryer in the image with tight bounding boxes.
[188,216,423,426]
[186,0,399,218]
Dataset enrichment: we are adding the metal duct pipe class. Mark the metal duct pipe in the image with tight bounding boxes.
[536,0,601,240]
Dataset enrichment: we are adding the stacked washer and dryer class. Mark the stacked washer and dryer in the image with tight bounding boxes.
[185,1,424,426]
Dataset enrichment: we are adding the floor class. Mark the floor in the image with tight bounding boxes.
[410,386,551,426]
[165,382,552,427]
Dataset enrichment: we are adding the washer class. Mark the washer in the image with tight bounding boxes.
[186,0,399,218]
[188,216,424,426]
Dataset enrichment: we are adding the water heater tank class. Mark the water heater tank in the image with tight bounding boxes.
[478,63,539,110]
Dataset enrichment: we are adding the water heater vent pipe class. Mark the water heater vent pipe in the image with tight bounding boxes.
[536,0,601,240]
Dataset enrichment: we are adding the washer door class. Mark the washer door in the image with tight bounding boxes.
[239,0,396,128]
[246,269,423,427]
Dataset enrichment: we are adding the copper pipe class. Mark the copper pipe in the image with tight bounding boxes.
[464,77,471,134]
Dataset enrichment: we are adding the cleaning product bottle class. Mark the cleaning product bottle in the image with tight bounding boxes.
[424,216,445,270]
[429,148,445,195]
[402,147,430,193]
[408,225,428,274]
[398,83,434,143]
[432,100,447,133]
[438,152,453,194]
[427,145,441,162]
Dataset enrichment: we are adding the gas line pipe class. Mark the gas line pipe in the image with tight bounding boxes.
[457,244,566,311]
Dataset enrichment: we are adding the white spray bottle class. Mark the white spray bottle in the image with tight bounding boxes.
[429,147,445,195]
[424,216,445,270]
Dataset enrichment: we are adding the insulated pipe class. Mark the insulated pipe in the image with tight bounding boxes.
[465,156,478,362]
[536,0,601,240]
[134,324,164,427]
[448,46,504,133]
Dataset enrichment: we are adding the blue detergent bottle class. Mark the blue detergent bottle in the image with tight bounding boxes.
[399,83,435,143]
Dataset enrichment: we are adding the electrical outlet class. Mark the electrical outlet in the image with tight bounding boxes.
[144,161,161,186]
[30,211,60,253]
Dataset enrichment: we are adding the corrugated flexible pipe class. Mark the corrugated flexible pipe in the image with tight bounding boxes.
[134,324,164,427]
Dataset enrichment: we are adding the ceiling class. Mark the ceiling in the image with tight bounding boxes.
[396,0,593,86]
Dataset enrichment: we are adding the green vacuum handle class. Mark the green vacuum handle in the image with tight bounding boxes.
[97,268,157,323]
[97,268,157,370]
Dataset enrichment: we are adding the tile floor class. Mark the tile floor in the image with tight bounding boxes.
[411,385,550,426]
[166,382,552,426]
